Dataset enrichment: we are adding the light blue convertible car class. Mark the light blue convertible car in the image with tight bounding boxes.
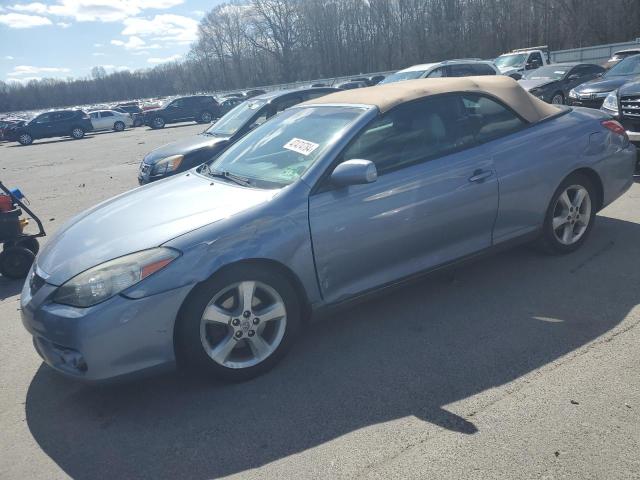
[21,77,636,382]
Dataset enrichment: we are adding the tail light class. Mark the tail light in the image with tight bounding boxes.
[601,120,628,139]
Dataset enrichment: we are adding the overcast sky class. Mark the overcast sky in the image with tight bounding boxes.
[0,0,223,84]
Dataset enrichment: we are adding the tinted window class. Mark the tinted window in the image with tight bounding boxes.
[275,97,302,112]
[101,111,114,117]
[461,94,526,143]
[343,96,477,175]
[90,112,99,119]
[448,64,475,77]
[170,99,185,107]
[471,63,496,75]
[529,52,543,65]
[34,113,52,123]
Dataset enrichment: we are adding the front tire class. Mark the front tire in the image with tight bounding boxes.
[18,133,33,146]
[176,264,301,382]
[70,127,84,139]
[151,116,165,129]
[551,92,565,105]
[538,173,596,254]
[114,121,125,132]
[197,111,213,123]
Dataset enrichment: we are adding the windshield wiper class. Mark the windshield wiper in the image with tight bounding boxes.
[204,166,252,187]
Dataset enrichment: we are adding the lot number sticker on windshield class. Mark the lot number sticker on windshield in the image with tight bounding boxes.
[283,138,319,156]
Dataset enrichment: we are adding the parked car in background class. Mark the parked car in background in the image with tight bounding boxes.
[89,109,134,132]
[604,48,640,69]
[10,110,93,146]
[518,63,605,104]
[380,59,498,84]
[600,79,640,173]
[144,95,220,129]
[244,89,267,98]
[114,102,144,127]
[22,77,636,383]
[0,119,26,141]
[494,46,551,79]
[138,87,339,184]
[568,54,640,109]
[369,75,386,85]
[218,97,245,116]
[337,80,369,89]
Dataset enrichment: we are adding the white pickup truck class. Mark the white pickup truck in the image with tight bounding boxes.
[495,46,551,79]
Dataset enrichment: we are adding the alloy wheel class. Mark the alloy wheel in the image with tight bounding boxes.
[551,94,564,105]
[19,134,32,145]
[552,185,592,245]
[199,280,287,369]
[71,128,83,139]
[201,112,212,123]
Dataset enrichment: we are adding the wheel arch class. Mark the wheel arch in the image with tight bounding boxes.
[571,167,604,212]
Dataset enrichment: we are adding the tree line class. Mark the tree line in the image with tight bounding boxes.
[1,0,639,113]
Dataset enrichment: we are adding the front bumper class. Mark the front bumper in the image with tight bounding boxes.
[20,267,193,382]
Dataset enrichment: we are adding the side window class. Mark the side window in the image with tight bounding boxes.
[472,64,496,76]
[460,94,527,143]
[90,112,99,119]
[51,112,65,121]
[342,95,477,175]
[35,113,51,123]
[448,64,475,77]
[529,52,543,65]
[101,111,114,117]
[426,67,445,78]
[170,99,184,108]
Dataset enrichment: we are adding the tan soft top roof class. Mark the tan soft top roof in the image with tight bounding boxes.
[302,76,561,123]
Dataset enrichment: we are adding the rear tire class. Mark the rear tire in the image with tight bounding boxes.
[70,127,84,139]
[176,264,301,382]
[537,172,596,254]
[18,133,33,146]
[0,246,35,279]
[114,121,125,132]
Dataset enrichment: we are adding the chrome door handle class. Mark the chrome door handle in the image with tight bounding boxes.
[468,170,493,183]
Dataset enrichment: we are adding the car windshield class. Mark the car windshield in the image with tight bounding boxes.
[379,70,426,84]
[205,99,265,137]
[605,54,640,77]
[523,66,570,80]
[495,54,527,68]
[205,106,363,188]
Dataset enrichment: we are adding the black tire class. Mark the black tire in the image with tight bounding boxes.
[0,246,35,279]
[176,264,302,382]
[551,92,565,105]
[114,121,125,132]
[18,133,33,146]
[70,127,84,139]
[3,237,39,255]
[151,116,166,129]
[537,172,597,255]
[197,111,213,123]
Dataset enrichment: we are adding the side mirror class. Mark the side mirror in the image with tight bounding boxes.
[331,159,377,187]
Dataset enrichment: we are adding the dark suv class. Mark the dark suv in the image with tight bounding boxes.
[143,95,220,129]
[9,110,93,146]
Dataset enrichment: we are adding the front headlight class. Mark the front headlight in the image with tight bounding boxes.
[602,91,619,113]
[569,89,578,98]
[594,91,612,98]
[151,155,184,176]
[54,248,180,307]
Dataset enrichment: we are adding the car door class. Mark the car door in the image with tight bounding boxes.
[89,112,103,130]
[30,112,53,138]
[100,110,115,129]
[166,98,187,121]
[50,112,70,137]
[308,94,499,304]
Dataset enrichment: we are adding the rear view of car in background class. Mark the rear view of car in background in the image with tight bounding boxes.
[89,110,133,132]
[337,80,369,89]
[519,63,605,104]
[604,49,640,69]
[10,110,93,146]
[114,102,144,127]
[143,95,220,129]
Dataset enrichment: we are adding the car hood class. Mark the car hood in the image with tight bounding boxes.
[574,76,631,93]
[37,173,278,285]
[144,134,230,164]
[497,66,522,75]
[618,79,640,96]
[518,78,556,90]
